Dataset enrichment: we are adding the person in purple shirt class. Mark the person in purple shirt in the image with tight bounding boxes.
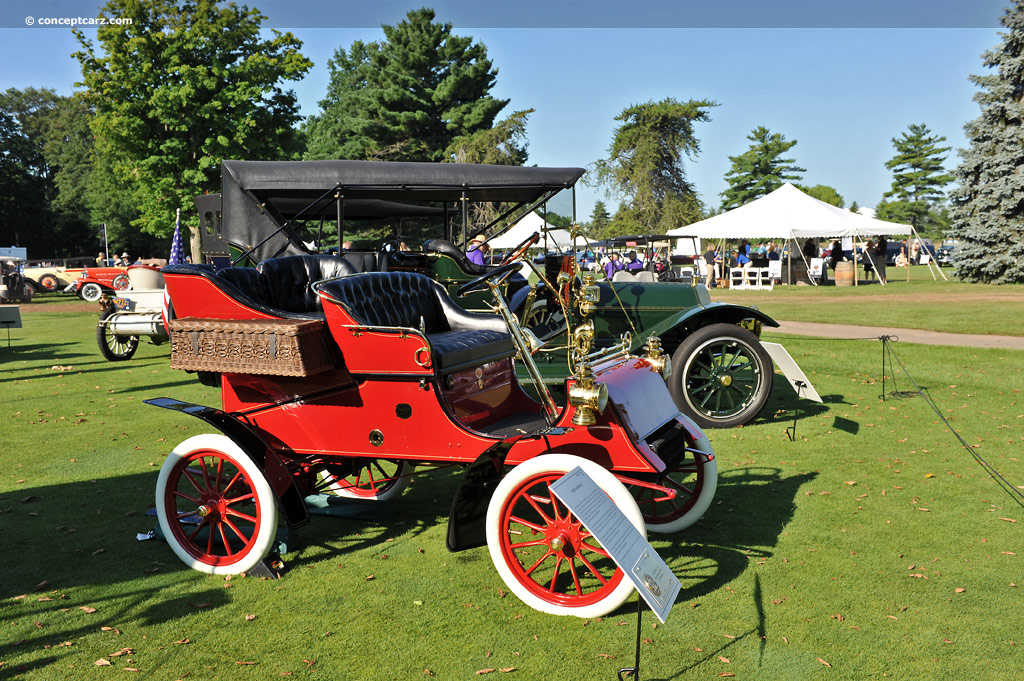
[466,234,488,266]
[625,251,644,271]
[604,252,625,280]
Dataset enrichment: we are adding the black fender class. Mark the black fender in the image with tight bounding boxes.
[145,397,310,529]
[446,441,514,552]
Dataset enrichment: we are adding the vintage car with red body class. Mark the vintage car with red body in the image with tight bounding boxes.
[149,161,719,618]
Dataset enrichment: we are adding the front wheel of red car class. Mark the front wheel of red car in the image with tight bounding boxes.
[80,282,103,302]
[486,454,644,618]
[669,323,774,429]
[156,434,278,575]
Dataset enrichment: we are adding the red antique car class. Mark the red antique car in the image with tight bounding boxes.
[149,165,718,618]
[69,265,131,301]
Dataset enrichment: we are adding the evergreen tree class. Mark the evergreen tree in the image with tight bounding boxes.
[880,123,952,232]
[948,1,1024,284]
[850,200,860,213]
[74,0,311,255]
[443,109,532,165]
[588,200,611,236]
[591,97,716,236]
[720,126,805,209]
[305,8,508,163]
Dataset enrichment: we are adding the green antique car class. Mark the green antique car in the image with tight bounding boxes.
[189,159,780,428]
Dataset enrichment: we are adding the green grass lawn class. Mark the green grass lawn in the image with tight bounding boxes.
[1,293,1021,679]
[714,265,1024,337]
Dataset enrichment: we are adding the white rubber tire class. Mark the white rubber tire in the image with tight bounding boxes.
[156,434,278,575]
[486,454,645,618]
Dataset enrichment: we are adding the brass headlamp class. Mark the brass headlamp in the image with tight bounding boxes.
[568,365,609,426]
[644,334,671,379]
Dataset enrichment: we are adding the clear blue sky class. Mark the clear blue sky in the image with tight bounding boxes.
[0,1,1005,220]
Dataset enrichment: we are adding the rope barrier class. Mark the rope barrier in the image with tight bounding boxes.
[768,331,1023,506]
[877,335,1024,507]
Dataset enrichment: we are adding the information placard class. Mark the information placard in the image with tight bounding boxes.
[549,467,680,623]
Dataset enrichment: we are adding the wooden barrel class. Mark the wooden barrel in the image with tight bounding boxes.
[835,260,855,287]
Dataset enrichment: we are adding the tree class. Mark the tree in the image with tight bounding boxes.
[879,123,953,233]
[948,1,1024,284]
[720,126,805,209]
[0,88,97,257]
[591,98,716,236]
[801,184,845,208]
[305,8,508,163]
[850,200,860,213]
[443,109,532,165]
[74,0,311,257]
[587,200,611,236]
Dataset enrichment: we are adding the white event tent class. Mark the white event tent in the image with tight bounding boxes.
[667,183,916,286]
[487,211,575,251]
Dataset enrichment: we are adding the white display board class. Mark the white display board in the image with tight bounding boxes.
[762,342,822,403]
[549,467,680,623]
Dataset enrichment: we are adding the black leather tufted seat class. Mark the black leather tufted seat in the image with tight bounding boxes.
[165,255,356,319]
[316,271,515,374]
[422,238,491,276]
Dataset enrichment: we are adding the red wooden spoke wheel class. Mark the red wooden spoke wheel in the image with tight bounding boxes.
[113,273,131,290]
[156,434,277,575]
[629,424,717,534]
[486,454,644,618]
[319,458,412,501]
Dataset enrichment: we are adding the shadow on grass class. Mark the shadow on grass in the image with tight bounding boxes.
[0,467,457,678]
[653,465,817,603]
[0,341,86,365]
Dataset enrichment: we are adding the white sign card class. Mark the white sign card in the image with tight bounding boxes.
[767,260,782,279]
[809,258,824,277]
[549,467,681,623]
[761,342,823,403]
[841,236,853,251]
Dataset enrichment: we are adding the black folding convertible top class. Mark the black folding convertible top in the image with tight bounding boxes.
[219,160,585,261]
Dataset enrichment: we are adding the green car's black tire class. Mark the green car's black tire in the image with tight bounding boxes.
[668,323,773,429]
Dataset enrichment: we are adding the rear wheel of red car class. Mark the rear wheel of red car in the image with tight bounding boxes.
[38,274,59,291]
[156,434,278,575]
[669,323,773,429]
[113,273,131,290]
[628,421,718,533]
[96,308,139,361]
[319,458,411,501]
[486,454,643,618]
[80,282,103,302]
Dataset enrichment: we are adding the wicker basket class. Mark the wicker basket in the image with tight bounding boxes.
[169,318,335,377]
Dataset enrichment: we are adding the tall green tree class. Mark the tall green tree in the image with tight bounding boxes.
[74,0,311,256]
[720,126,805,209]
[443,109,532,165]
[305,8,508,163]
[591,97,717,236]
[587,200,611,236]
[0,88,97,257]
[877,123,953,233]
[948,1,1024,284]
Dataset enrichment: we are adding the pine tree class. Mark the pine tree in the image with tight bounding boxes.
[305,8,508,162]
[588,200,611,236]
[720,126,805,209]
[947,1,1024,283]
[878,123,952,233]
[591,98,716,236]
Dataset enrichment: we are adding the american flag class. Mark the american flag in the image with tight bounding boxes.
[168,209,186,265]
